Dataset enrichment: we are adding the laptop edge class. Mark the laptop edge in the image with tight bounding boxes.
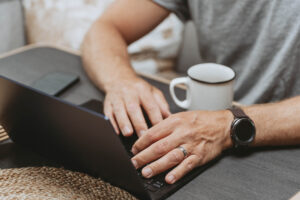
[0,75,150,199]
[0,75,214,200]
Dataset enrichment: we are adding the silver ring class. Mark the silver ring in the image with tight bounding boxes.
[177,146,188,158]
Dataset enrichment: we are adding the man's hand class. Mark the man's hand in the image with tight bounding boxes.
[130,110,233,184]
[104,76,171,137]
[81,0,171,137]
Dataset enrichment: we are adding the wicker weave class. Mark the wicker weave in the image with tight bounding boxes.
[0,167,137,200]
[0,126,9,142]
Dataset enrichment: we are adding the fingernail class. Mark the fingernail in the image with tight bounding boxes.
[166,174,175,184]
[131,159,138,169]
[142,167,153,178]
[131,147,138,155]
[122,126,131,136]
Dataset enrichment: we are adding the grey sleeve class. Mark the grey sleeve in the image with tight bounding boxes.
[153,0,190,21]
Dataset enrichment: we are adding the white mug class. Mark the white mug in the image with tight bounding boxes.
[169,63,235,111]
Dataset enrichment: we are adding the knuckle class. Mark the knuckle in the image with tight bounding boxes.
[146,132,156,143]
[113,105,123,113]
[172,112,181,118]
[104,96,110,103]
[182,130,192,138]
[186,159,195,170]
[103,98,110,106]
[169,151,182,163]
[120,86,130,94]
[104,105,111,112]
[154,140,169,155]
[133,143,141,152]
[135,82,147,90]
[126,102,138,112]
[170,115,181,125]
[194,154,204,163]
[146,103,157,112]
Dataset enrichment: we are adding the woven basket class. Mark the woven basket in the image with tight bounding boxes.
[0,167,137,200]
[0,126,9,142]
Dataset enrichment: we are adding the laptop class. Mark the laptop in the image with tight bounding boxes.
[0,75,212,200]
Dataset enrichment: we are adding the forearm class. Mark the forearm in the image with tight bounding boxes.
[81,0,169,92]
[245,96,300,146]
[82,19,136,92]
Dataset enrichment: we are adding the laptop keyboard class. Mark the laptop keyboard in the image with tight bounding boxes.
[79,100,168,193]
[126,148,167,193]
[139,171,166,192]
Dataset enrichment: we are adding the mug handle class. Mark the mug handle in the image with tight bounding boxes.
[169,77,191,109]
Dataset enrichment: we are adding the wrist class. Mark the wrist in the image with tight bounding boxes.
[102,72,139,92]
[222,110,234,150]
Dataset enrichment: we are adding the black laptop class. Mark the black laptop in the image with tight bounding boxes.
[0,75,211,200]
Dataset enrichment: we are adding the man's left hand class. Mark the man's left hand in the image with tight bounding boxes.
[131,110,233,184]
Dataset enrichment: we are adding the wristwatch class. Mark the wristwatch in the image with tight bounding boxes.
[228,106,256,148]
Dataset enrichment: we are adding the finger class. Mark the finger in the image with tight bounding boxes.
[112,100,134,137]
[165,155,200,184]
[131,135,181,169]
[104,99,120,134]
[152,89,171,118]
[141,146,187,178]
[131,117,177,154]
[124,97,148,137]
[140,91,163,125]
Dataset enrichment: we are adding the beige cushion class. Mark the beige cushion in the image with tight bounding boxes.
[23,0,183,74]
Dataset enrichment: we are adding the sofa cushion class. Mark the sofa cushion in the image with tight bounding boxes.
[22,0,183,75]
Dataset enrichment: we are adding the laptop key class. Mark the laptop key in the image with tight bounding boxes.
[152,181,164,188]
[147,184,160,192]
[143,183,149,189]
[146,179,154,184]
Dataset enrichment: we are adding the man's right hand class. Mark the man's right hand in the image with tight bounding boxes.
[103,76,171,137]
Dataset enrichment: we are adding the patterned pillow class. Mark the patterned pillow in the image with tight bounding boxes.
[23,0,184,74]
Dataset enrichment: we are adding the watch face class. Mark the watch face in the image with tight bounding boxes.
[233,118,256,145]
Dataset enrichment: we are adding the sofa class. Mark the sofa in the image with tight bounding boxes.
[0,0,201,76]
[0,0,26,54]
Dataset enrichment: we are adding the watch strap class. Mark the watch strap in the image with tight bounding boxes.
[228,105,249,119]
